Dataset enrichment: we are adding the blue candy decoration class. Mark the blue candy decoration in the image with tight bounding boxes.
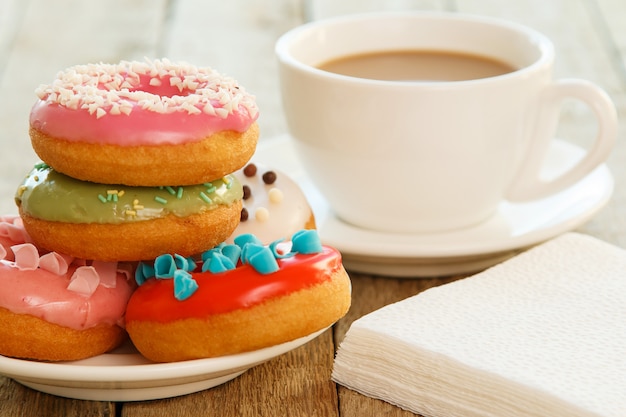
[173,269,199,301]
[174,253,196,272]
[241,243,279,274]
[154,254,177,279]
[291,229,323,254]
[135,263,147,286]
[200,246,220,263]
[234,233,262,247]
[141,262,155,279]
[203,252,236,273]
[221,244,242,266]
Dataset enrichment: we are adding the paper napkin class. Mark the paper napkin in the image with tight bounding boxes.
[332,233,626,417]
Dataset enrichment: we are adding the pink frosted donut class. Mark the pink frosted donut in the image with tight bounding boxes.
[29,59,259,186]
[0,215,136,361]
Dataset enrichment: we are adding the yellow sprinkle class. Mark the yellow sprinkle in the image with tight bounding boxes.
[17,186,27,197]
[133,204,145,210]
[107,189,119,195]
[222,176,231,184]
[133,199,139,205]
[118,190,125,197]
[125,210,137,216]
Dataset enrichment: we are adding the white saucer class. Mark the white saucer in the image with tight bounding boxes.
[0,328,327,402]
[252,136,614,277]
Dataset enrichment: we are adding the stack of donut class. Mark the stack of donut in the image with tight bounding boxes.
[0,59,351,363]
[19,58,259,262]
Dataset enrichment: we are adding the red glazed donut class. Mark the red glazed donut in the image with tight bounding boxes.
[29,59,259,186]
[125,230,351,362]
[0,216,135,361]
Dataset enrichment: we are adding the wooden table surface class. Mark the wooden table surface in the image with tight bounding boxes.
[0,0,624,416]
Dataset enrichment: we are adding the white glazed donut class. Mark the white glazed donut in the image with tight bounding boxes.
[228,163,315,244]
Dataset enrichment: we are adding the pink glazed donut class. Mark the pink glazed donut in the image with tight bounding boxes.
[0,215,135,361]
[29,59,259,186]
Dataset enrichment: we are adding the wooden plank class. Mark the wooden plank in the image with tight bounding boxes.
[122,329,339,417]
[0,376,115,417]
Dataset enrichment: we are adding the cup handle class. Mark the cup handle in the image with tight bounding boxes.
[506,79,617,201]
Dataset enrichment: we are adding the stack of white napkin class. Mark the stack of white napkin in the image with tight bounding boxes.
[332,233,626,417]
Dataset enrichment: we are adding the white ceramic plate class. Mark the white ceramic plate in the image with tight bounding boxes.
[0,328,327,402]
[253,136,614,276]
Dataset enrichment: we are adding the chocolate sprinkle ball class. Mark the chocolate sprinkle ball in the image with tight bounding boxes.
[240,207,249,221]
[243,163,257,177]
[243,185,251,200]
[262,171,277,185]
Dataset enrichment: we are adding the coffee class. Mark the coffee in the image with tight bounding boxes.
[317,50,516,81]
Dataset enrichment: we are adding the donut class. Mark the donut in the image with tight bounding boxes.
[29,59,259,186]
[15,163,243,261]
[0,216,135,361]
[125,230,351,362]
[228,163,315,244]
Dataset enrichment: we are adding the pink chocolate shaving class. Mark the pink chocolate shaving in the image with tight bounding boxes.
[67,266,100,297]
[11,243,39,270]
[39,251,73,275]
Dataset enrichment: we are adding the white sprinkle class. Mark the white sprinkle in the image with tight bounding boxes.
[120,103,133,115]
[87,103,99,115]
[169,76,183,90]
[215,107,229,118]
[203,102,216,116]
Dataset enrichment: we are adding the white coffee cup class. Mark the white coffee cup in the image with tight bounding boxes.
[275,12,617,234]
